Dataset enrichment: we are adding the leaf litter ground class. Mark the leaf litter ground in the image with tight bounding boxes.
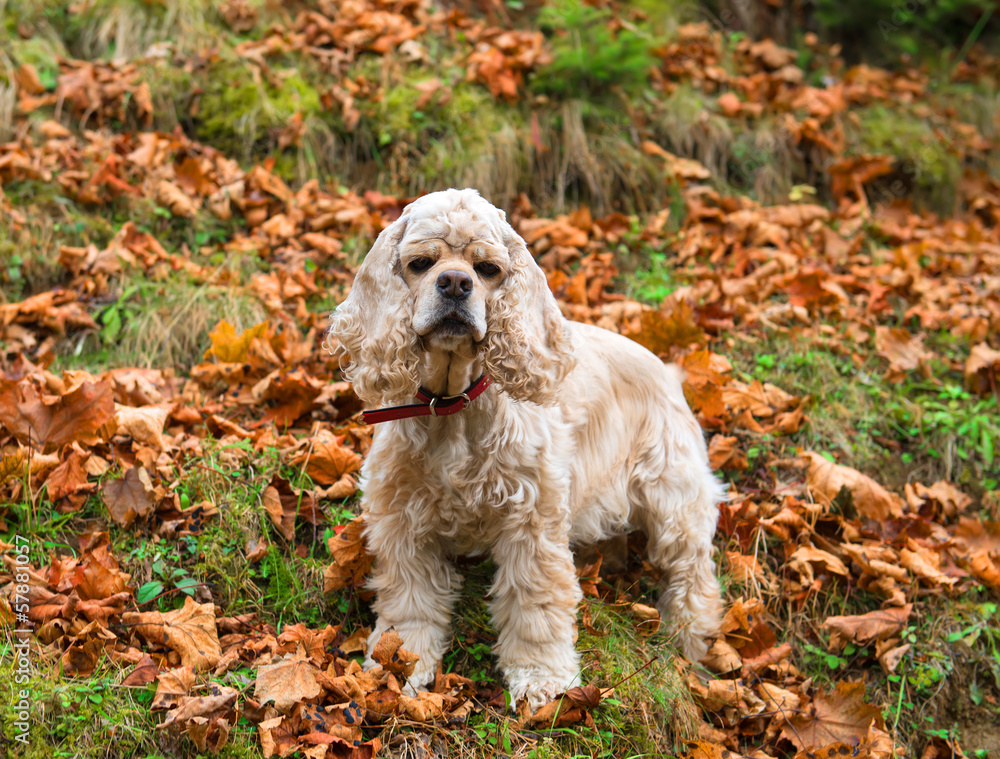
[1,2,1000,758]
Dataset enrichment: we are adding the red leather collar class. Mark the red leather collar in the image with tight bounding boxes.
[361,375,493,425]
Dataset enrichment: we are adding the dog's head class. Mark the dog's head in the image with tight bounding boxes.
[328,189,573,407]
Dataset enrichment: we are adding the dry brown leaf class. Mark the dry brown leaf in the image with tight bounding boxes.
[783,681,884,750]
[77,591,131,625]
[102,466,155,527]
[254,649,323,713]
[964,342,1000,396]
[158,683,238,730]
[114,405,169,449]
[680,741,744,759]
[680,349,731,420]
[789,546,850,577]
[324,518,374,592]
[821,604,912,651]
[708,435,748,471]
[124,597,221,671]
[899,548,958,587]
[399,692,446,721]
[45,448,92,500]
[27,587,78,623]
[756,682,801,720]
[152,666,198,710]
[701,638,742,673]
[370,628,419,678]
[968,551,1000,589]
[0,449,27,483]
[156,179,198,217]
[804,452,904,521]
[0,379,114,452]
[951,518,1000,554]
[874,327,933,381]
[297,438,362,486]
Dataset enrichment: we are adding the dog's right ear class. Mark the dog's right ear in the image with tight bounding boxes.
[325,217,420,406]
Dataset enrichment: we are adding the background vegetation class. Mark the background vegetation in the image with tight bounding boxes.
[1,1,998,758]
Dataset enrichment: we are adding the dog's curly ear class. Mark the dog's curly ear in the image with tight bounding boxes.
[482,211,575,405]
[326,217,420,406]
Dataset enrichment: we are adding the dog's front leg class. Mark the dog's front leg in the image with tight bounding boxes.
[364,517,461,695]
[490,526,583,712]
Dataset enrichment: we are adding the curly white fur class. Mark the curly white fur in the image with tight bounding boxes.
[327,189,724,711]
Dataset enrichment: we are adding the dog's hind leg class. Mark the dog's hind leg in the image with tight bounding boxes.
[632,464,725,662]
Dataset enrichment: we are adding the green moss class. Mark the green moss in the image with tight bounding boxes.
[854,105,962,210]
[0,654,265,758]
[0,178,121,299]
[362,79,527,200]
[931,81,998,141]
[573,602,695,756]
[194,62,323,160]
[0,663,159,759]
[627,0,698,30]
[135,60,196,131]
[374,79,510,146]
[8,36,65,90]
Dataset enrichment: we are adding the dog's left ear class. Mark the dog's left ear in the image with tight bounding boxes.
[482,210,575,405]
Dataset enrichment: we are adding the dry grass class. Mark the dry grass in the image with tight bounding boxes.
[0,80,16,143]
[74,0,211,60]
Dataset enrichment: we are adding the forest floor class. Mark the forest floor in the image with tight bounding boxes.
[1,1,999,758]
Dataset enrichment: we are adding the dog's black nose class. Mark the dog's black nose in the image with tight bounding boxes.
[436,270,473,300]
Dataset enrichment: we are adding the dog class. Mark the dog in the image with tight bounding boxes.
[328,188,724,710]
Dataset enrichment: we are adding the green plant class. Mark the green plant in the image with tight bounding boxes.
[802,641,850,675]
[131,536,202,607]
[946,601,1000,696]
[627,250,677,305]
[533,0,656,98]
[885,382,999,478]
[810,0,997,61]
[446,633,494,683]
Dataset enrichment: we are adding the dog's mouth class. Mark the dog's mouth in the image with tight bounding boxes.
[433,313,473,337]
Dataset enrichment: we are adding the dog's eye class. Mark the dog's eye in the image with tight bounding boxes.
[408,257,433,273]
[475,262,500,277]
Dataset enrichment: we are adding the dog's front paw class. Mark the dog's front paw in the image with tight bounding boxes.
[506,667,580,713]
[402,657,438,696]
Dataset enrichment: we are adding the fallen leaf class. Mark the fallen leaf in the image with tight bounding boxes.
[875,327,933,381]
[370,628,419,678]
[804,452,904,521]
[102,466,155,527]
[296,438,362,486]
[822,604,912,651]
[114,405,169,449]
[0,379,114,452]
[783,681,884,750]
[204,320,269,363]
[156,179,197,217]
[254,649,323,712]
[324,517,374,592]
[124,597,221,671]
[708,435,748,471]
[964,342,1000,395]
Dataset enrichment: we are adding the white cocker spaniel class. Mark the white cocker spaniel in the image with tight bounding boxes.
[328,188,724,710]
